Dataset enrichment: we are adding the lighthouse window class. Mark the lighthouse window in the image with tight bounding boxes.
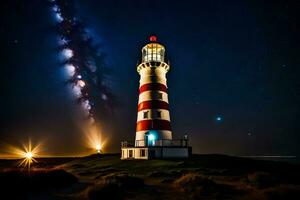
[143,111,149,119]
[157,111,162,118]
[142,44,164,62]
[157,92,163,100]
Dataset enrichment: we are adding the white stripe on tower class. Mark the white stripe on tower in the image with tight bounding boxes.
[137,109,171,121]
[138,91,169,104]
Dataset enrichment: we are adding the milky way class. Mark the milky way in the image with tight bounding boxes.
[49,0,115,126]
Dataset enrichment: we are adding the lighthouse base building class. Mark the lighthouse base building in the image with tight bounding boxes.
[121,142,192,160]
[121,36,192,160]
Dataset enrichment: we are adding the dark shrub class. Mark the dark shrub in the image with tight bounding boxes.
[32,169,78,189]
[174,173,218,199]
[174,173,239,199]
[247,172,276,189]
[149,170,183,179]
[104,174,144,189]
[148,171,170,177]
[161,178,175,183]
[87,182,123,200]
[263,185,300,200]
[0,170,28,199]
[0,169,78,199]
[87,174,144,200]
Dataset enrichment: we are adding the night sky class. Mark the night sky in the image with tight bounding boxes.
[1,0,299,156]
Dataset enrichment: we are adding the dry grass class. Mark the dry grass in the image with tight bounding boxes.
[260,184,300,200]
[1,154,299,199]
[246,172,277,189]
[84,174,144,200]
[174,173,222,199]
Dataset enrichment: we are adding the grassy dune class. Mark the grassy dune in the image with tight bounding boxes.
[0,154,299,199]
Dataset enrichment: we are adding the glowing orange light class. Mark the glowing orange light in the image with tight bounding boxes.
[18,140,40,172]
[96,144,101,153]
[85,125,106,154]
[25,152,33,159]
[6,139,42,172]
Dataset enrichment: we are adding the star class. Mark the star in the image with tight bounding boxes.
[13,39,19,44]
[215,116,223,122]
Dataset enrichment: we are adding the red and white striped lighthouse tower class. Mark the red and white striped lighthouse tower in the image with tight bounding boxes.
[121,35,191,159]
[135,35,172,146]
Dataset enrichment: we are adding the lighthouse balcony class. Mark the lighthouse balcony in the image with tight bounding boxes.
[121,139,188,148]
[121,139,192,160]
[137,61,170,73]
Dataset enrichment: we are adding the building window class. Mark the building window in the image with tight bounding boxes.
[140,149,145,157]
[157,111,162,118]
[143,111,149,119]
[157,92,163,100]
[129,150,133,158]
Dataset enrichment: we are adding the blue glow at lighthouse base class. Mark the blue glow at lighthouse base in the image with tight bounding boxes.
[148,134,156,146]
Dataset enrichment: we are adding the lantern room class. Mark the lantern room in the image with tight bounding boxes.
[142,36,165,63]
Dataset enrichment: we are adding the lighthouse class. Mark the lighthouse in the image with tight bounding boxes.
[135,35,172,147]
[121,36,191,160]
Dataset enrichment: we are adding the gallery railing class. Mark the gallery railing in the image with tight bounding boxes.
[121,139,188,148]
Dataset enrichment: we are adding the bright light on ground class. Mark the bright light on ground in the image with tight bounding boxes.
[96,144,102,153]
[25,152,33,159]
[85,125,106,154]
[5,139,42,171]
[19,140,39,171]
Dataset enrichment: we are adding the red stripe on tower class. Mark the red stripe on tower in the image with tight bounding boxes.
[136,119,171,131]
[139,83,167,94]
[138,100,169,111]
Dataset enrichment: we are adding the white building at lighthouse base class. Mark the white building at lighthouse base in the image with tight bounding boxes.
[121,138,192,160]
